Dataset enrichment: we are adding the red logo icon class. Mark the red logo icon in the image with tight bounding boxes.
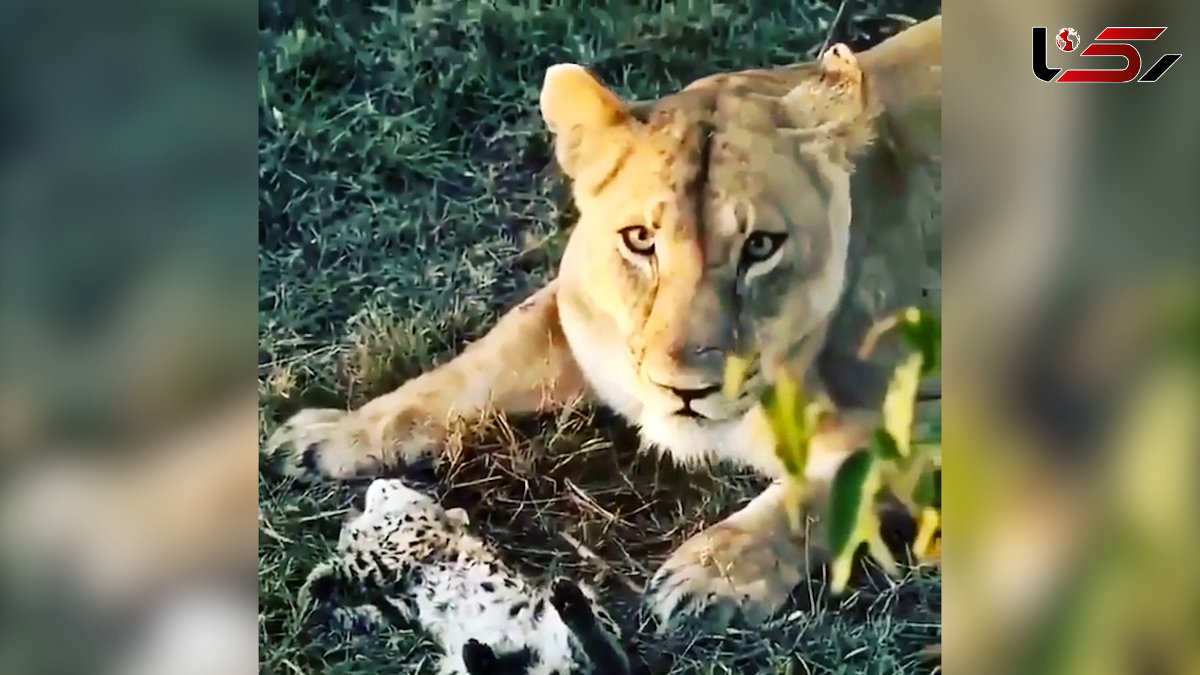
[1056,28,1080,52]
[1033,26,1182,83]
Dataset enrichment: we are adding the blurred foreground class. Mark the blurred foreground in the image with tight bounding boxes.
[0,0,257,672]
[944,0,1200,672]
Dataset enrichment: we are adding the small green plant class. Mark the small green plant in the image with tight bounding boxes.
[724,307,942,594]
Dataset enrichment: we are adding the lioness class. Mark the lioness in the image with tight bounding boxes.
[268,17,941,629]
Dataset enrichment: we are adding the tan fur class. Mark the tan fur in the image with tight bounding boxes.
[267,17,941,628]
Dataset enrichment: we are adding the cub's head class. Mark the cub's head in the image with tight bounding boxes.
[541,45,879,424]
[337,478,468,552]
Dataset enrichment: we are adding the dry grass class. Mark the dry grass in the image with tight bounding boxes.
[260,399,941,673]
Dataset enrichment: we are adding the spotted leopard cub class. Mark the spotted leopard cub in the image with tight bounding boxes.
[299,479,630,675]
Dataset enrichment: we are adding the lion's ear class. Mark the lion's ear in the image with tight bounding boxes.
[780,43,870,132]
[539,64,633,180]
[778,43,877,162]
[539,64,628,132]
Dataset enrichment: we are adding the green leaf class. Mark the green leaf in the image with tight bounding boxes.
[871,428,902,461]
[914,467,938,508]
[830,547,856,595]
[762,375,811,480]
[802,397,833,435]
[827,449,876,558]
[775,374,801,438]
[899,308,941,375]
[722,353,752,400]
[913,507,942,565]
[882,351,923,457]
[761,386,799,476]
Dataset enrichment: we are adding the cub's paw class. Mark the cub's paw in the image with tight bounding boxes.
[550,578,593,626]
[457,639,539,675]
[459,639,497,675]
[550,578,631,675]
[297,560,385,638]
[642,522,809,632]
[263,408,384,481]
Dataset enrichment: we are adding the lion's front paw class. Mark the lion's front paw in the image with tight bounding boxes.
[643,522,810,632]
[264,398,448,482]
[263,408,385,481]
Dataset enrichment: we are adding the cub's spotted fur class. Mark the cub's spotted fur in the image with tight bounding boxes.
[299,479,629,675]
[273,17,941,630]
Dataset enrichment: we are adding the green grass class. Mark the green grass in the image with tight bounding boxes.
[258,1,941,673]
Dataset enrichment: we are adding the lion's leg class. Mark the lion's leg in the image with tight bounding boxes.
[644,408,887,629]
[266,281,586,480]
[642,482,807,629]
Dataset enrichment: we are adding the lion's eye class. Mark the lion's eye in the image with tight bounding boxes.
[619,225,656,255]
[742,232,787,264]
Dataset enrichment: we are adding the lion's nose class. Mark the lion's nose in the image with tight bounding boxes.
[642,343,728,397]
[664,384,722,404]
[676,344,725,369]
[684,342,730,379]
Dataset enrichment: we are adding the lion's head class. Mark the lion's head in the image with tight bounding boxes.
[541,44,883,434]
